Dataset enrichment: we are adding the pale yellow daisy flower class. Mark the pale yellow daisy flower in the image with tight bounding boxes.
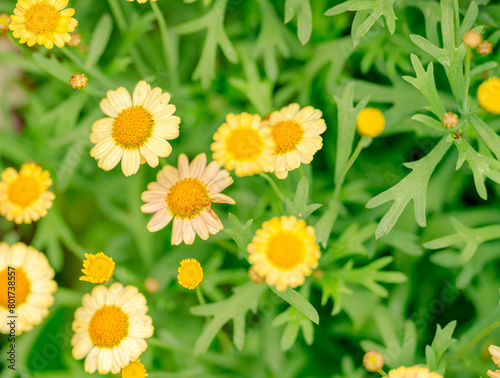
[90,80,180,177]
[141,153,235,245]
[388,366,442,378]
[0,163,55,224]
[71,282,154,375]
[266,103,326,179]
[247,216,321,291]
[488,345,500,378]
[121,360,147,378]
[9,0,78,49]
[0,242,57,335]
[211,112,273,177]
[80,252,115,284]
[177,258,203,289]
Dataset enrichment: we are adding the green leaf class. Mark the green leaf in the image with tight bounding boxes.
[272,305,314,351]
[224,213,253,261]
[190,282,266,354]
[32,52,74,85]
[425,322,457,375]
[379,228,424,256]
[366,136,451,239]
[423,217,500,263]
[285,176,322,219]
[85,14,114,68]
[327,222,377,261]
[270,287,319,325]
[470,116,500,161]
[458,1,479,37]
[284,0,313,45]
[314,202,340,248]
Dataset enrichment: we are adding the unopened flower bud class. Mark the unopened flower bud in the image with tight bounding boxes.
[477,41,492,56]
[144,277,160,293]
[357,107,385,138]
[0,14,11,33]
[67,32,82,48]
[249,266,265,284]
[363,350,384,372]
[463,30,482,48]
[70,73,88,89]
[442,112,459,129]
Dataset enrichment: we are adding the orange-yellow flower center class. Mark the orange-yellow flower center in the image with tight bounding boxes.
[0,268,31,308]
[270,120,304,154]
[121,360,147,378]
[167,179,210,218]
[266,232,305,270]
[7,175,40,208]
[112,106,153,148]
[225,126,264,161]
[88,305,129,347]
[24,3,60,35]
[177,259,203,289]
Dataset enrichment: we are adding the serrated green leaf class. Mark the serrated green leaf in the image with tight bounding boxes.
[285,176,322,219]
[284,0,312,45]
[425,322,457,375]
[224,213,253,260]
[470,116,500,161]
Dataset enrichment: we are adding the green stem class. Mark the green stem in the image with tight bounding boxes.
[258,172,286,203]
[196,286,206,305]
[378,369,388,377]
[452,319,500,362]
[453,0,460,43]
[462,47,471,113]
[333,136,367,201]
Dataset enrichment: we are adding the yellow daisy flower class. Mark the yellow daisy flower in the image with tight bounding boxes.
[488,345,500,378]
[9,0,78,49]
[363,350,384,372]
[122,360,147,378]
[211,112,273,177]
[357,107,385,137]
[90,80,180,177]
[141,153,235,245]
[0,242,57,335]
[247,216,321,291]
[80,252,115,284]
[71,282,154,375]
[266,103,326,179]
[478,77,500,114]
[177,258,203,289]
[388,366,442,378]
[0,163,55,224]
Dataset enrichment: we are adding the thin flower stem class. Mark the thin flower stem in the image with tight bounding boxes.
[195,286,206,305]
[452,319,500,361]
[463,47,471,113]
[258,172,286,203]
[378,369,388,377]
[453,0,460,43]
[333,136,367,201]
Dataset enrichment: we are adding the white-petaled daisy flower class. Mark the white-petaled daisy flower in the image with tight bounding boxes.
[247,216,321,291]
[90,80,180,177]
[141,153,235,245]
[266,103,326,179]
[211,112,273,177]
[71,282,154,375]
[10,0,78,49]
[0,242,57,335]
[0,163,55,224]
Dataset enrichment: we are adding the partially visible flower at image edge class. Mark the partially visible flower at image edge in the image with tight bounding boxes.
[71,282,154,374]
[487,345,500,378]
[0,242,57,335]
[0,163,55,224]
[266,103,326,179]
[177,258,203,290]
[247,216,321,291]
[357,107,385,138]
[126,0,156,3]
[121,360,147,378]
[90,80,180,177]
[478,77,500,114]
[141,153,235,245]
[80,252,115,284]
[9,0,78,49]
[211,112,273,177]
[388,366,442,378]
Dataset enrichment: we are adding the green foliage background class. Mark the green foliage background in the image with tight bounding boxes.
[0,0,500,377]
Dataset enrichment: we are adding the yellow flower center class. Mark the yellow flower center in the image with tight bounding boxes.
[0,268,31,308]
[225,126,264,161]
[7,175,40,208]
[24,3,60,35]
[177,259,203,289]
[88,305,129,347]
[85,255,114,283]
[368,355,378,364]
[266,232,305,270]
[167,179,210,218]
[121,360,147,378]
[270,120,304,154]
[112,106,154,148]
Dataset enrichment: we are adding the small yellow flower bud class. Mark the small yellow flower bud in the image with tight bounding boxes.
[477,41,492,56]
[67,32,82,48]
[463,30,482,48]
[70,73,88,89]
[363,350,384,372]
[249,266,265,284]
[0,14,11,33]
[478,77,500,114]
[441,111,459,129]
[357,108,385,138]
[144,277,160,293]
